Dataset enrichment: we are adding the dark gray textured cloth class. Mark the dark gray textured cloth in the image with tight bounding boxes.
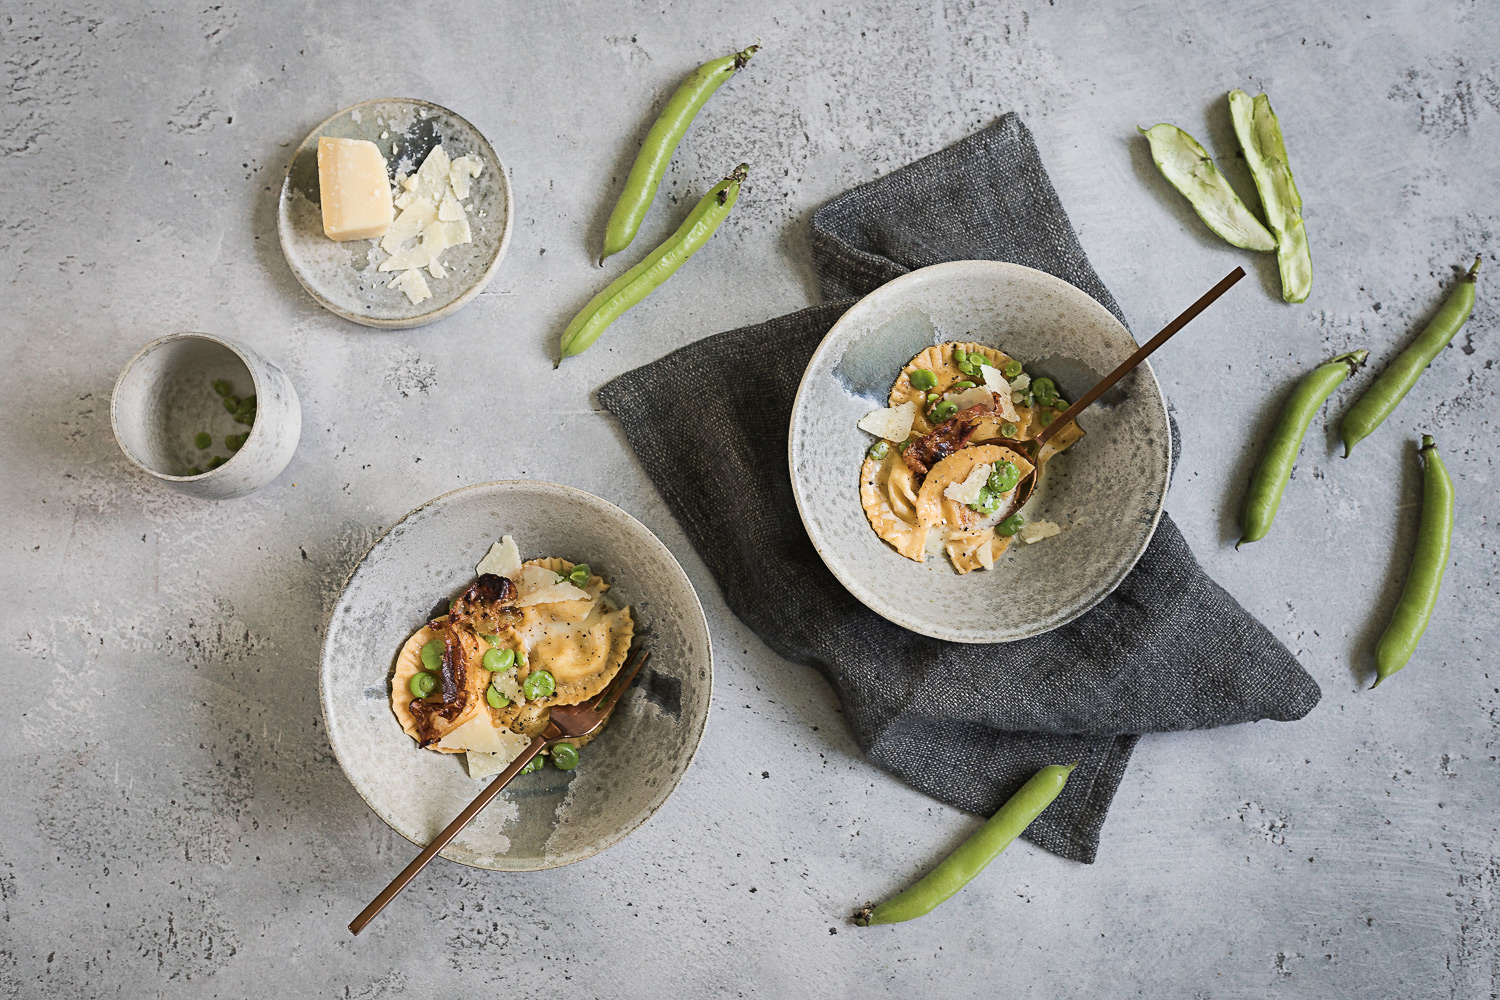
[598,115,1321,863]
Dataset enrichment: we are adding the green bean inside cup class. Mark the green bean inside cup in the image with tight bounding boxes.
[190,377,252,473]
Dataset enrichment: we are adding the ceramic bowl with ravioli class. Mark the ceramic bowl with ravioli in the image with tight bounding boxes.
[320,481,712,870]
[789,261,1172,643]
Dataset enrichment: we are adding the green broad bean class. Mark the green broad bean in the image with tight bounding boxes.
[520,756,544,775]
[930,400,958,423]
[952,380,977,390]
[195,432,211,450]
[601,46,758,262]
[1239,350,1367,547]
[999,421,1019,439]
[997,514,1024,537]
[486,685,509,709]
[972,492,1003,515]
[854,763,1076,925]
[420,639,443,672]
[1002,360,1022,379]
[523,669,556,700]
[212,379,233,397]
[868,441,889,460]
[988,462,1021,493]
[186,466,203,476]
[1341,257,1481,456]
[910,369,939,391]
[568,564,591,585]
[1372,436,1453,688]
[562,165,749,359]
[551,742,579,770]
[408,672,438,699]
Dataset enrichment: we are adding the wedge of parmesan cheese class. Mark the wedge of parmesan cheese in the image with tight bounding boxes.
[943,463,993,505]
[1009,373,1032,393]
[515,564,591,606]
[476,535,523,580]
[858,400,917,442]
[979,365,1021,422]
[1018,519,1063,544]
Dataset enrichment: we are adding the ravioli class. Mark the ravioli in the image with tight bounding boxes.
[858,340,1084,573]
[388,546,635,777]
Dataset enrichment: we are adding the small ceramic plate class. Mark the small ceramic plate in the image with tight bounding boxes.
[320,482,712,870]
[277,98,513,328]
[789,261,1171,643]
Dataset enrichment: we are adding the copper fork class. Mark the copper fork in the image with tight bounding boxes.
[994,267,1246,521]
[348,647,651,935]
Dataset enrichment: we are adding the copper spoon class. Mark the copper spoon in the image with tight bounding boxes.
[994,266,1247,521]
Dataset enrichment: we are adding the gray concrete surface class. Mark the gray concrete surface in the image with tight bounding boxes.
[3,1,1498,996]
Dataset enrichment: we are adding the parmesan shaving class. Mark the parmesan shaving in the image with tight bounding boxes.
[943,463,993,505]
[858,400,917,442]
[387,268,430,305]
[947,386,993,412]
[476,535,523,580]
[1018,520,1064,544]
[979,365,1020,422]
[376,144,477,304]
[515,564,591,606]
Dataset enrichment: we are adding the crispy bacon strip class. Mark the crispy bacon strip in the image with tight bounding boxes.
[901,397,998,483]
[409,573,522,745]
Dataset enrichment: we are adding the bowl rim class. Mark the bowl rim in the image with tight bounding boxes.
[110,330,265,482]
[276,97,515,330]
[788,259,1170,643]
[317,479,714,870]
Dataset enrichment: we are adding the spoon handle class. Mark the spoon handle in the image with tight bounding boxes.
[1036,267,1246,449]
[348,733,550,935]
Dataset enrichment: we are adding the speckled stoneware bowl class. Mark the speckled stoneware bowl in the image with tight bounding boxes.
[111,332,301,500]
[320,481,713,871]
[789,261,1171,643]
[277,98,513,329]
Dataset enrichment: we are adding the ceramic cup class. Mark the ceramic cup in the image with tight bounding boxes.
[111,332,301,500]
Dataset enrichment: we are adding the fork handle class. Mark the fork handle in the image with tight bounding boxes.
[348,734,549,935]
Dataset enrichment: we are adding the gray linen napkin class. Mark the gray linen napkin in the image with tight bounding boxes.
[597,114,1321,863]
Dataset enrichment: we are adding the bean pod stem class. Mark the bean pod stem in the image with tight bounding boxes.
[853,763,1075,926]
[1238,350,1367,547]
[601,45,758,264]
[1373,435,1454,688]
[1341,256,1481,456]
[560,164,748,361]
